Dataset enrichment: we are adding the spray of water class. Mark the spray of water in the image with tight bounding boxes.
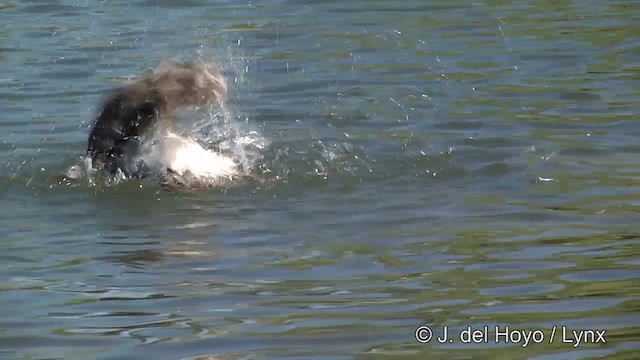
[65,46,268,189]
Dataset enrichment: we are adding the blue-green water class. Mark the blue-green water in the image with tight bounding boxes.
[1,1,639,359]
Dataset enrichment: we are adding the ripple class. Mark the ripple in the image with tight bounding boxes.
[559,269,640,283]
[479,283,564,297]
[462,297,631,315]
[465,260,575,272]
[529,349,614,360]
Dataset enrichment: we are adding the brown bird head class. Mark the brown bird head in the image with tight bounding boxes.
[151,61,228,110]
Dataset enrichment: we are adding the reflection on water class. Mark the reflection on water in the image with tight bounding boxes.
[1,0,640,359]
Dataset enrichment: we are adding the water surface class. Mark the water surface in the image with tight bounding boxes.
[1,0,639,359]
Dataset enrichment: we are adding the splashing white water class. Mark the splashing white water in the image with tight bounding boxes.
[187,105,267,175]
[142,131,238,180]
[67,48,268,188]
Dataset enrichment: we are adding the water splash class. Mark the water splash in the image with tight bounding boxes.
[187,105,267,177]
[64,46,268,189]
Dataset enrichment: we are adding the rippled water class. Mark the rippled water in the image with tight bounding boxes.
[1,1,640,359]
